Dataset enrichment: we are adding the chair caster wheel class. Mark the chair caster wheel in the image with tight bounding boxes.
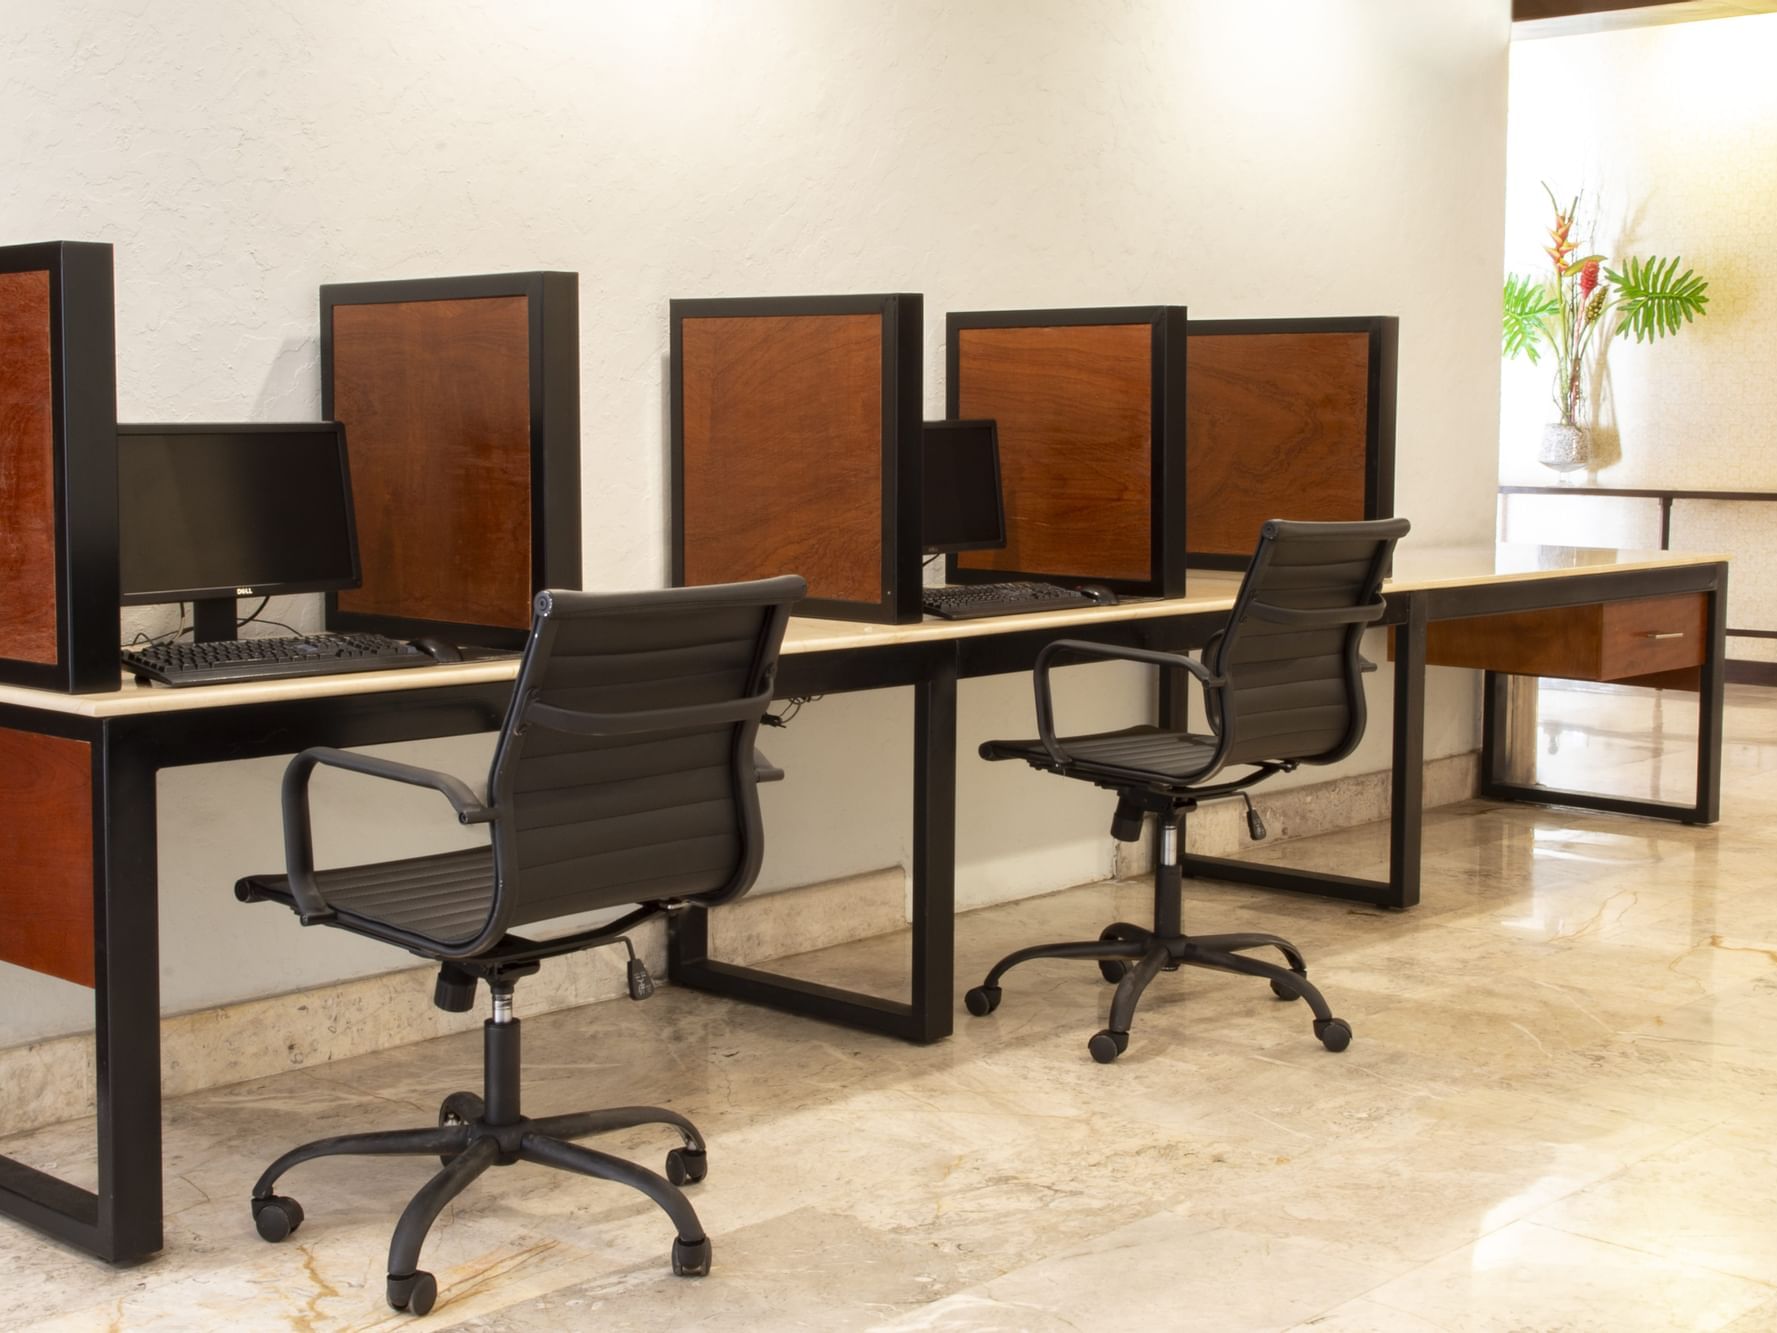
[1271,971,1306,1000]
[964,985,1001,1016]
[1314,1017,1353,1052]
[438,1091,483,1165]
[387,1270,437,1315]
[1088,1029,1128,1064]
[251,1193,304,1242]
[672,1235,712,1276]
[665,1146,708,1186]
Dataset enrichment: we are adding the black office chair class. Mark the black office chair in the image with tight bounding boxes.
[234,575,804,1315]
[965,518,1410,1063]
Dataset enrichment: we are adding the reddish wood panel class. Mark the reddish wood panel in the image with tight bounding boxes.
[331,296,533,629]
[680,314,883,602]
[955,324,1152,581]
[1601,594,1709,677]
[1186,332,1370,557]
[0,269,60,665]
[0,728,94,987]
[1393,593,1706,683]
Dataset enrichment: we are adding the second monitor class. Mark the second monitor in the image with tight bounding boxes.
[921,419,1005,555]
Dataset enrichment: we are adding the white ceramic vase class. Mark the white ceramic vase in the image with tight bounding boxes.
[1537,422,1591,476]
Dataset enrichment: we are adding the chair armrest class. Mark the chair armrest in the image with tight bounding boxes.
[1032,640,1225,768]
[754,750,785,783]
[280,747,495,925]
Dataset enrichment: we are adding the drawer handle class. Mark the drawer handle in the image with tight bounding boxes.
[1640,631,1686,640]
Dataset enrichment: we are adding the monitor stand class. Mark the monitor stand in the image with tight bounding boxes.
[190,596,238,644]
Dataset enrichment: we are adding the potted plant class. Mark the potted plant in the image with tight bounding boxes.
[1502,184,1710,474]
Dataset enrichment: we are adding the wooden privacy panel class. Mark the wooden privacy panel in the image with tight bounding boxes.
[331,296,533,628]
[0,241,118,693]
[671,294,922,624]
[1185,318,1397,565]
[0,270,57,664]
[322,272,580,646]
[0,728,95,987]
[955,324,1152,581]
[679,314,882,601]
[946,307,1186,596]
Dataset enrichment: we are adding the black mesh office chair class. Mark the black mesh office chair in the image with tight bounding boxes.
[965,519,1409,1063]
[234,575,804,1316]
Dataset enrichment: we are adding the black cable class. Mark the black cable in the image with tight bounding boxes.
[235,596,272,631]
[762,694,823,727]
[233,596,305,637]
[120,602,190,650]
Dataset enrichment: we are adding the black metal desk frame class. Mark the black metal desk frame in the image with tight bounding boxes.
[0,556,1729,1264]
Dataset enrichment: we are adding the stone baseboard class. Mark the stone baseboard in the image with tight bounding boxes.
[0,867,904,1137]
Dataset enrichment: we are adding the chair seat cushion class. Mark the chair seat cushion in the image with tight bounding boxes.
[238,848,495,946]
[981,725,1220,784]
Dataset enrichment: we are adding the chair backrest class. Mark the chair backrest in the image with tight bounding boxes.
[1207,518,1409,770]
[481,575,804,938]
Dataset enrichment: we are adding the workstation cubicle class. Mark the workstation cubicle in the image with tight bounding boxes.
[0,253,1729,1274]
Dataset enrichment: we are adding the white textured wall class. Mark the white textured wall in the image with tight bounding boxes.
[2,0,1510,1042]
[1500,13,1777,485]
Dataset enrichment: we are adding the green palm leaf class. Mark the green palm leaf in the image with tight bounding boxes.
[1604,255,1710,343]
[1502,272,1558,363]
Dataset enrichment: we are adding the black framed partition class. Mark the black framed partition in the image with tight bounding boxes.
[671,293,924,624]
[0,241,119,693]
[945,305,1188,598]
[1185,315,1397,569]
[320,271,581,648]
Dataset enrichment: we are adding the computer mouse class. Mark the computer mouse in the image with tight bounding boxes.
[408,636,463,663]
[1075,583,1121,606]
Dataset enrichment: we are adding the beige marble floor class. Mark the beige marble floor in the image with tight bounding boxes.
[4,684,1776,1331]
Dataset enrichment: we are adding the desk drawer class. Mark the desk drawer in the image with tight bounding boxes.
[1395,593,1706,686]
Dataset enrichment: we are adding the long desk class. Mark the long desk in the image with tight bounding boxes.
[0,544,1727,1263]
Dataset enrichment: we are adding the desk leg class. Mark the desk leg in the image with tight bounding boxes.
[1178,607,1423,911]
[908,649,957,1040]
[668,647,957,1043]
[0,725,163,1263]
[1386,600,1426,909]
[1695,563,1727,823]
[1479,565,1726,826]
[93,736,164,1260]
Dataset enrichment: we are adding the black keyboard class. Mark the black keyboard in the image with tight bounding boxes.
[922,581,1099,620]
[122,632,440,687]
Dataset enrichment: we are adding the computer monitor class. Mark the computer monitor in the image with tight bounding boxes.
[922,419,1005,555]
[118,423,360,641]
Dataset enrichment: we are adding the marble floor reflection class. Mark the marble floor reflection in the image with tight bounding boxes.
[4,684,1776,1331]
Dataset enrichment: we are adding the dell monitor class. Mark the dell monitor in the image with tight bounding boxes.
[118,422,360,641]
[922,419,1006,555]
